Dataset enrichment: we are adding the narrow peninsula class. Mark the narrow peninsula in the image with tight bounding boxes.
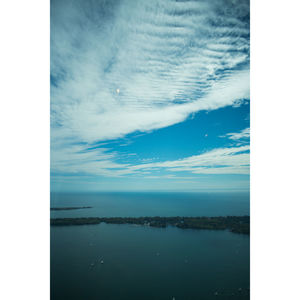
[50,206,92,211]
[50,216,250,235]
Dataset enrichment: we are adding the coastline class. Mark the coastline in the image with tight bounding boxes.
[50,216,250,235]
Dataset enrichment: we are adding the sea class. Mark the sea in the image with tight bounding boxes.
[51,192,250,300]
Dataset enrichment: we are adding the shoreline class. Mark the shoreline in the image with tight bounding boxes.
[50,206,92,211]
[50,216,250,235]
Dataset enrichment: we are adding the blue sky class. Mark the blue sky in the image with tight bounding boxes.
[50,0,250,192]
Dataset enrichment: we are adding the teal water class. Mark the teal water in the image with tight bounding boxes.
[51,192,250,300]
[50,192,250,218]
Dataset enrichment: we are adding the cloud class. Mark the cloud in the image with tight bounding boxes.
[220,127,250,140]
[130,145,250,175]
[51,142,134,177]
[52,145,250,177]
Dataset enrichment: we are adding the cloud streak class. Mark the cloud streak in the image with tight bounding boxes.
[220,127,250,140]
[130,145,250,175]
[52,145,249,177]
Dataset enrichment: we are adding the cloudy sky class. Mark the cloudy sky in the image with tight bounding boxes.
[50,0,250,192]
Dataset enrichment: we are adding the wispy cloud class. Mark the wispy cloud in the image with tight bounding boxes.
[130,145,250,175]
[220,127,250,140]
[52,145,249,177]
[51,143,131,177]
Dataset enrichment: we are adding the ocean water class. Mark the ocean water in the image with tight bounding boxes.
[50,192,250,218]
[51,192,250,300]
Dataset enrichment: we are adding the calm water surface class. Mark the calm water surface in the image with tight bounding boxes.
[50,192,249,218]
[51,192,250,300]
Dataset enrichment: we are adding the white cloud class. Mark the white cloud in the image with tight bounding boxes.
[221,127,250,140]
[130,145,250,175]
[52,145,250,177]
[51,143,130,177]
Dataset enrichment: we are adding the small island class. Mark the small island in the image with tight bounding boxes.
[50,206,92,211]
[50,216,250,235]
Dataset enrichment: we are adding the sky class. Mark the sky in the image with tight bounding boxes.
[50,0,250,192]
